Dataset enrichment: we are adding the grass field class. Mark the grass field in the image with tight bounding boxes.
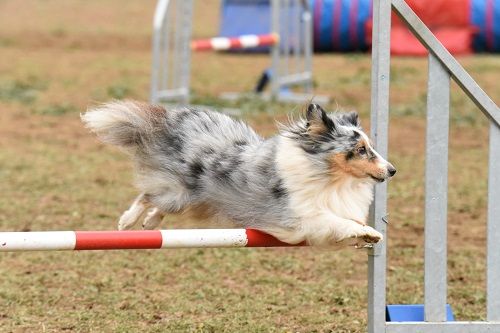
[1,1,499,332]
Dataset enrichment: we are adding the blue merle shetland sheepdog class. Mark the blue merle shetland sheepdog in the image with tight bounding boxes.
[82,101,395,247]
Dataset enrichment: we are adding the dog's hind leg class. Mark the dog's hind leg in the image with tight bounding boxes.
[118,194,150,230]
[142,207,165,230]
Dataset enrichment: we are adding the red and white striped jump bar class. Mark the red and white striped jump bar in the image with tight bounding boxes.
[191,33,279,52]
[0,229,305,252]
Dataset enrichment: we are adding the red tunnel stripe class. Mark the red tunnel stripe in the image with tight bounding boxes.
[75,231,163,250]
[486,0,494,50]
[245,229,306,247]
[349,0,359,48]
[332,0,342,50]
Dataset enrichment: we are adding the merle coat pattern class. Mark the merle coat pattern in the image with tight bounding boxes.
[82,101,396,246]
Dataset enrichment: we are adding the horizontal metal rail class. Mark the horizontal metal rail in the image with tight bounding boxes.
[386,322,500,333]
[156,88,189,100]
[277,72,313,86]
[219,91,329,105]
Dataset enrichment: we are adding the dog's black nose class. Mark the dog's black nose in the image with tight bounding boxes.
[388,165,397,177]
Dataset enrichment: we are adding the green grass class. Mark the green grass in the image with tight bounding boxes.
[0,77,48,105]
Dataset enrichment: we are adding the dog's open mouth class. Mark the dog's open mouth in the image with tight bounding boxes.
[370,176,385,183]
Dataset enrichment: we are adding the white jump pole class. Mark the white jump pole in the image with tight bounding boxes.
[191,33,279,51]
[0,229,305,252]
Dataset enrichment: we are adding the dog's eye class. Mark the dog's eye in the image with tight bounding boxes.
[357,146,367,155]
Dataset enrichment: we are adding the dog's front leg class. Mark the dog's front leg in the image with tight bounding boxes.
[305,213,383,246]
[118,194,150,230]
[142,207,165,230]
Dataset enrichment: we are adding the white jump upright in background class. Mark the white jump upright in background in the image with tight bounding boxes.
[150,0,323,105]
[151,0,193,105]
[368,0,500,332]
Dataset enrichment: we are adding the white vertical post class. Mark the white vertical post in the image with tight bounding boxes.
[282,0,290,79]
[151,0,170,103]
[160,2,171,91]
[292,0,300,77]
[487,122,500,321]
[179,0,193,104]
[302,0,313,93]
[368,0,391,332]
[150,0,192,105]
[279,0,291,76]
[270,0,281,98]
[424,54,450,322]
[172,0,183,91]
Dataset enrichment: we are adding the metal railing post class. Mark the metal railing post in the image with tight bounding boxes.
[151,0,192,105]
[302,0,313,93]
[487,122,500,321]
[179,0,193,104]
[368,0,392,332]
[151,0,170,103]
[424,54,450,322]
[270,0,281,99]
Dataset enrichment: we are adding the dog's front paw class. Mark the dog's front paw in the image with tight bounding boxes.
[350,226,383,248]
[360,226,383,243]
[335,225,383,247]
[118,210,139,230]
[142,208,164,230]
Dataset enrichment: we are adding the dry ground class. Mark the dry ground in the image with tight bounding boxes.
[0,1,499,332]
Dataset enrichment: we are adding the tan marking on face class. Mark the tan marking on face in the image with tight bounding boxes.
[330,152,387,180]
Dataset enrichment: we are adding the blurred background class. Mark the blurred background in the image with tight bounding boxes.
[0,1,498,332]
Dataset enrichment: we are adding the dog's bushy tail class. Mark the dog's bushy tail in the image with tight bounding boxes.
[81,101,165,151]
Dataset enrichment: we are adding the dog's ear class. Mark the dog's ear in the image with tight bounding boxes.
[339,111,360,128]
[306,103,335,136]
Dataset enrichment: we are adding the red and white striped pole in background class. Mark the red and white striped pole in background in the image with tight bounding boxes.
[191,33,279,51]
[0,229,305,252]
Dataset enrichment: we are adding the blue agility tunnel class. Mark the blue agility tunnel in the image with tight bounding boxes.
[311,0,371,52]
[471,0,500,52]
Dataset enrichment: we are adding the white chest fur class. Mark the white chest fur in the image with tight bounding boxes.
[276,137,373,226]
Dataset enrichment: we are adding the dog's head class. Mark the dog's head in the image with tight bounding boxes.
[284,103,396,183]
